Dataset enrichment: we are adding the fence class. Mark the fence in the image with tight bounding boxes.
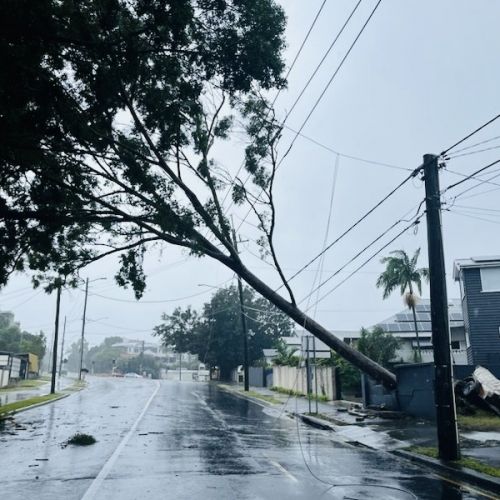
[272,365,337,400]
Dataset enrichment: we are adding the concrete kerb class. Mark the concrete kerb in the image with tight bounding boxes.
[221,384,500,497]
[393,449,500,496]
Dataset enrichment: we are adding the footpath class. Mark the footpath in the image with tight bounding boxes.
[219,383,500,497]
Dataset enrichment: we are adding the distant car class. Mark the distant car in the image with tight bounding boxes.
[124,372,142,378]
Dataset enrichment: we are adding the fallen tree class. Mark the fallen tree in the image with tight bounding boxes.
[0,0,396,387]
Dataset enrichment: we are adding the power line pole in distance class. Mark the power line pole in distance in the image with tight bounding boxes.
[423,153,460,461]
[79,277,89,381]
[50,284,62,394]
[232,226,249,392]
[58,316,67,377]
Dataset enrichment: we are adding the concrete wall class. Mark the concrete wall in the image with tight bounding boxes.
[272,365,337,400]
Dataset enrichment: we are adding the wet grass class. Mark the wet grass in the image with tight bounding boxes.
[458,410,500,432]
[243,390,283,405]
[270,386,329,402]
[66,433,97,446]
[409,446,500,478]
[0,379,47,392]
[0,393,63,417]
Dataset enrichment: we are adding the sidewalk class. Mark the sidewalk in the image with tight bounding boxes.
[220,383,500,493]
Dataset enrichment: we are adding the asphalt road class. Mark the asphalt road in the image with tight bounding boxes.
[0,377,495,499]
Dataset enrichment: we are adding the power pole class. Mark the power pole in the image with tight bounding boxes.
[50,285,62,394]
[58,316,67,377]
[423,153,460,461]
[232,226,249,391]
[79,277,89,381]
[140,340,145,375]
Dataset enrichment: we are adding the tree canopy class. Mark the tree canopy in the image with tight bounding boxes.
[0,1,397,387]
[154,284,294,379]
[0,311,47,358]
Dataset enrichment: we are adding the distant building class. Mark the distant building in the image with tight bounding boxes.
[454,256,500,365]
[336,299,467,364]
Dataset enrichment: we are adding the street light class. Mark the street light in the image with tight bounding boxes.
[79,277,106,380]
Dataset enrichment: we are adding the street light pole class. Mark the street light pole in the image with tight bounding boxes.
[78,278,89,381]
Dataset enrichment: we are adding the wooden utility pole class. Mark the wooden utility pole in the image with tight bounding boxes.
[232,226,249,391]
[79,277,89,381]
[50,285,62,394]
[423,153,460,461]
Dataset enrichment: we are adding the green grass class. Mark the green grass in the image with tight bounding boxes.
[0,378,47,392]
[270,386,329,402]
[0,393,63,416]
[409,446,500,478]
[458,410,500,432]
[243,390,283,405]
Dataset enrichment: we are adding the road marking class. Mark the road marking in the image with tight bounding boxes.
[80,381,161,500]
[268,458,299,483]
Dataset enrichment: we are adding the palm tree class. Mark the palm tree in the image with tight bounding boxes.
[376,248,429,361]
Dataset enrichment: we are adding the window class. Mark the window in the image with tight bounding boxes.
[480,266,500,292]
[451,341,460,350]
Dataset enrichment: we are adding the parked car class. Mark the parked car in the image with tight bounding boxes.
[124,372,142,378]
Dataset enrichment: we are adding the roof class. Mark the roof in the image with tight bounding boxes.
[374,299,463,337]
[454,256,500,280]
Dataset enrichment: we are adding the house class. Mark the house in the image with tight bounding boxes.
[336,299,468,364]
[454,256,500,365]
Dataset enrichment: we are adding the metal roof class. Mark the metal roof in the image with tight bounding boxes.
[453,256,500,280]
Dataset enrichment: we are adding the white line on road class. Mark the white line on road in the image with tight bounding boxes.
[80,380,161,500]
[267,458,299,483]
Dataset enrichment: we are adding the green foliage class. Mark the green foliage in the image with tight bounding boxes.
[376,248,429,300]
[0,393,63,416]
[0,311,46,358]
[0,0,286,292]
[154,285,294,379]
[272,339,300,367]
[65,339,89,373]
[66,433,97,446]
[356,326,399,369]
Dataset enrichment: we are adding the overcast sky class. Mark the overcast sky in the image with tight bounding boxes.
[2,0,500,353]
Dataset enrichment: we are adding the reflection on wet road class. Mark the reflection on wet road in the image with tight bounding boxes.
[0,377,495,499]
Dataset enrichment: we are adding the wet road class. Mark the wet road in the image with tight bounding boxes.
[0,377,495,499]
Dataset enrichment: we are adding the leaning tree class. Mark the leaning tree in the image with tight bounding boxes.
[0,0,396,387]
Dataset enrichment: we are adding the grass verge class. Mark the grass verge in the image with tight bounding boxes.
[270,386,329,402]
[242,390,283,405]
[0,378,47,392]
[0,393,63,416]
[408,446,500,478]
[458,410,500,432]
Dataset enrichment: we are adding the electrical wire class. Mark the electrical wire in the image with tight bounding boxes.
[446,134,500,155]
[281,0,363,124]
[304,213,424,313]
[275,167,419,291]
[279,0,384,165]
[442,158,500,193]
[84,277,234,304]
[441,113,500,156]
[445,167,500,189]
[447,143,500,159]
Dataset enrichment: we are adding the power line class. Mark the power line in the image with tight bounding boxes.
[279,0,384,165]
[281,0,363,124]
[304,213,424,312]
[441,113,500,156]
[85,277,234,304]
[447,143,500,159]
[275,0,328,95]
[276,167,419,290]
[445,166,500,189]
[442,158,500,193]
[299,203,424,306]
[447,134,500,155]
[446,209,500,227]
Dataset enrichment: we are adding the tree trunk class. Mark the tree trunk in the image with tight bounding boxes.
[223,259,397,389]
[410,304,422,362]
